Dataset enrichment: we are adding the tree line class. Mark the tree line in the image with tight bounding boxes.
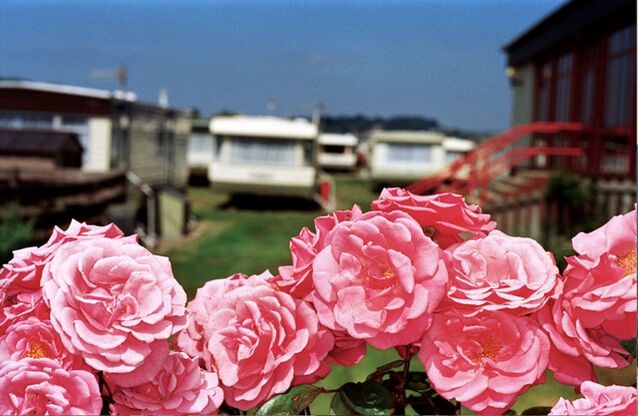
[320,114,438,135]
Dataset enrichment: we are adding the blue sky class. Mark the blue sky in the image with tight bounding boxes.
[1,0,566,132]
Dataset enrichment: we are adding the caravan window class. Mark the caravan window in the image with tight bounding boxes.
[228,137,297,166]
[387,143,432,163]
[322,144,346,154]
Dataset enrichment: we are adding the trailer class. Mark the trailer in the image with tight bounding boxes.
[208,115,334,210]
[368,129,475,188]
[317,132,359,171]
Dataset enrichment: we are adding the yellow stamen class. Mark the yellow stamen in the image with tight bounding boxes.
[383,267,395,279]
[23,341,53,359]
[616,248,636,276]
[468,334,502,364]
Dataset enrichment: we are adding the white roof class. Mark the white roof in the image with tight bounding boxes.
[318,133,358,146]
[370,130,445,144]
[209,115,318,140]
[443,137,476,151]
[0,79,137,101]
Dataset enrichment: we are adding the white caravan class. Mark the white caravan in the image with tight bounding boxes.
[368,130,475,188]
[317,132,359,171]
[208,115,334,209]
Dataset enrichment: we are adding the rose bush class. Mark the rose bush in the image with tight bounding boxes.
[178,271,333,410]
[0,220,203,415]
[536,208,637,388]
[0,190,635,415]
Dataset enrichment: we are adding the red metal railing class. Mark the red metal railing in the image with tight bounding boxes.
[406,122,585,203]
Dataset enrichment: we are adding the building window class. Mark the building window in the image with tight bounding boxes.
[605,24,636,128]
[537,62,552,121]
[555,53,573,122]
[0,112,54,129]
[580,44,599,124]
[601,135,631,174]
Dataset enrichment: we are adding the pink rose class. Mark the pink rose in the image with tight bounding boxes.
[536,209,636,386]
[0,357,102,415]
[265,207,368,367]
[0,316,87,371]
[371,188,496,248]
[176,272,250,368]
[41,235,187,382]
[537,281,635,388]
[418,309,550,414]
[272,227,317,300]
[0,220,127,332]
[536,299,628,387]
[268,206,363,300]
[550,381,637,415]
[562,208,636,337]
[43,219,125,247]
[193,272,333,410]
[104,339,171,388]
[325,332,368,367]
[0,247,52,332]
[569,208,636,273]
[0,277,48,334]
[445,230,561,315]
[312,210,449,350]
[111,351,224,415]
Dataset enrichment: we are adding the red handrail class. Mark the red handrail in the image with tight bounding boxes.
[406,122,584,201]
[443,146,583,203]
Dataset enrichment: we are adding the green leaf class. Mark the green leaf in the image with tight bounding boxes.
[255,384,322,415]
[408,394,457,415]
[371,359,405,375]
[405,371,432,394]
[621,338,637,358]
[330,381,394,416]
[404,373,456,415]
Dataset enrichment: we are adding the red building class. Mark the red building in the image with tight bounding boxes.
[409,0,635,239]
[503,0,636,181]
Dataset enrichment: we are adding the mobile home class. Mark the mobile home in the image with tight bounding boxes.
[208,115,334,209]
[368,130,475,188]
[317,132,359,171]
[187,118,214,183]
[443,136,476,164]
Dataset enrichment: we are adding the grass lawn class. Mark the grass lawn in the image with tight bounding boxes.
[156,176,635,414]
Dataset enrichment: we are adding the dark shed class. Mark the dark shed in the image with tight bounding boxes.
[0,128,83,168]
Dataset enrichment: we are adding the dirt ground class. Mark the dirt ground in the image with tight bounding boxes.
[153,219,212,255]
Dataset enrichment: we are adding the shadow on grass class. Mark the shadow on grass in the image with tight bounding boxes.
[219,194,323,212]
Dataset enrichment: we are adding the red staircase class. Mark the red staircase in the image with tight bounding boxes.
[406,122,585,205]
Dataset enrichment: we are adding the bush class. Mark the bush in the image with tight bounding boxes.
[0,202,35,264]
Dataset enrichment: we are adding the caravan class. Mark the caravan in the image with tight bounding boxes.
[317,132,359,171]
[208,115,334,209]
[368,130,475,188]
